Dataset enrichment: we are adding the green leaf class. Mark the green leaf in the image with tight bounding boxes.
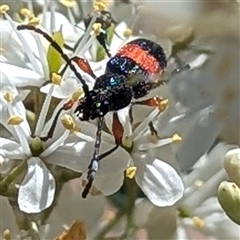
[96,45,106,62]
[96,24,114,62]
[47,27,64,74]
[107,24,114,44]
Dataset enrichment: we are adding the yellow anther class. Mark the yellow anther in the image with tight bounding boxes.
[158,99,169,111]
[0,5,10,14]
[126,166,137,179]
[71,88,84,102]
[20,8,32,17]
[172,133,182,143]
[194,180,203,187]
[93,2,106,11]
[61,114,79,132]
[122,136,133,149]
[92,23,102,36]
[51,73,62,85]
[123,28,133,38]
[28,16,40,26]
[97,0,111,6]
[60,0,76,8]
[7,115,24,125]
[192,216,205,228]
[3,91,14,103]
[0,47,4,53]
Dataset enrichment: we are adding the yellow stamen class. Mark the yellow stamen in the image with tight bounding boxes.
[51,73,62,85]
[92,23,102,36]
[0,47,4,53]
[123,28,132,38]
[192,216,205,228]
[7,115,24,125]
[61,114,80,132]
[172,133,182,143]
[0,5,10,14]
[93,2,106,11]
[126,166,137,179]
[71,88,84,102]
[59,0,76,8]
[20,8,32,17]
[95,0,111,7]
[28,16,40,26]
[3,91,14,103]
[158,99,169,111]
[20,8,40,26]
[194,180,203,187]
[122,136,133,149]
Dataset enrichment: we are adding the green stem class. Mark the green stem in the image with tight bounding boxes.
[120,179,138,239]
[94,179,139,240]
[0,160,27,195]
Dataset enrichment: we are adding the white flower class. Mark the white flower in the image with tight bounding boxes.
[0,9,95,98]
[104,102,184,207]
[176,197,240,240]
[0,73,129,213]
[39,180,106,240]
[163,36,240,172]
[138,143,239,240]
[175,143,239,240]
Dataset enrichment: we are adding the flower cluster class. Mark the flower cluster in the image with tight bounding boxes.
[0,1,239,240]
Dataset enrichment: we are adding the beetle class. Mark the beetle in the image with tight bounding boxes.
[17,24,167,198]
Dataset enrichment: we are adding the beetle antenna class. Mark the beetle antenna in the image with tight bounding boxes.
[17,24,89,94]
[82,117,104,198]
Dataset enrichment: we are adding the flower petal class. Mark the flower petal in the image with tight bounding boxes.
[45,141,130,174]
[0,62,43,87]
[0,20,39,68]
[18,157,56,214]
[94,172,124,196]
[135,157,184,207]
[40,78,79,99]
[176,110,223,172]
[0,137,26,160]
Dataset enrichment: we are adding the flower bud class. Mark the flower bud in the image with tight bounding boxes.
[224,148,240,187]
[218,181,240,225]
